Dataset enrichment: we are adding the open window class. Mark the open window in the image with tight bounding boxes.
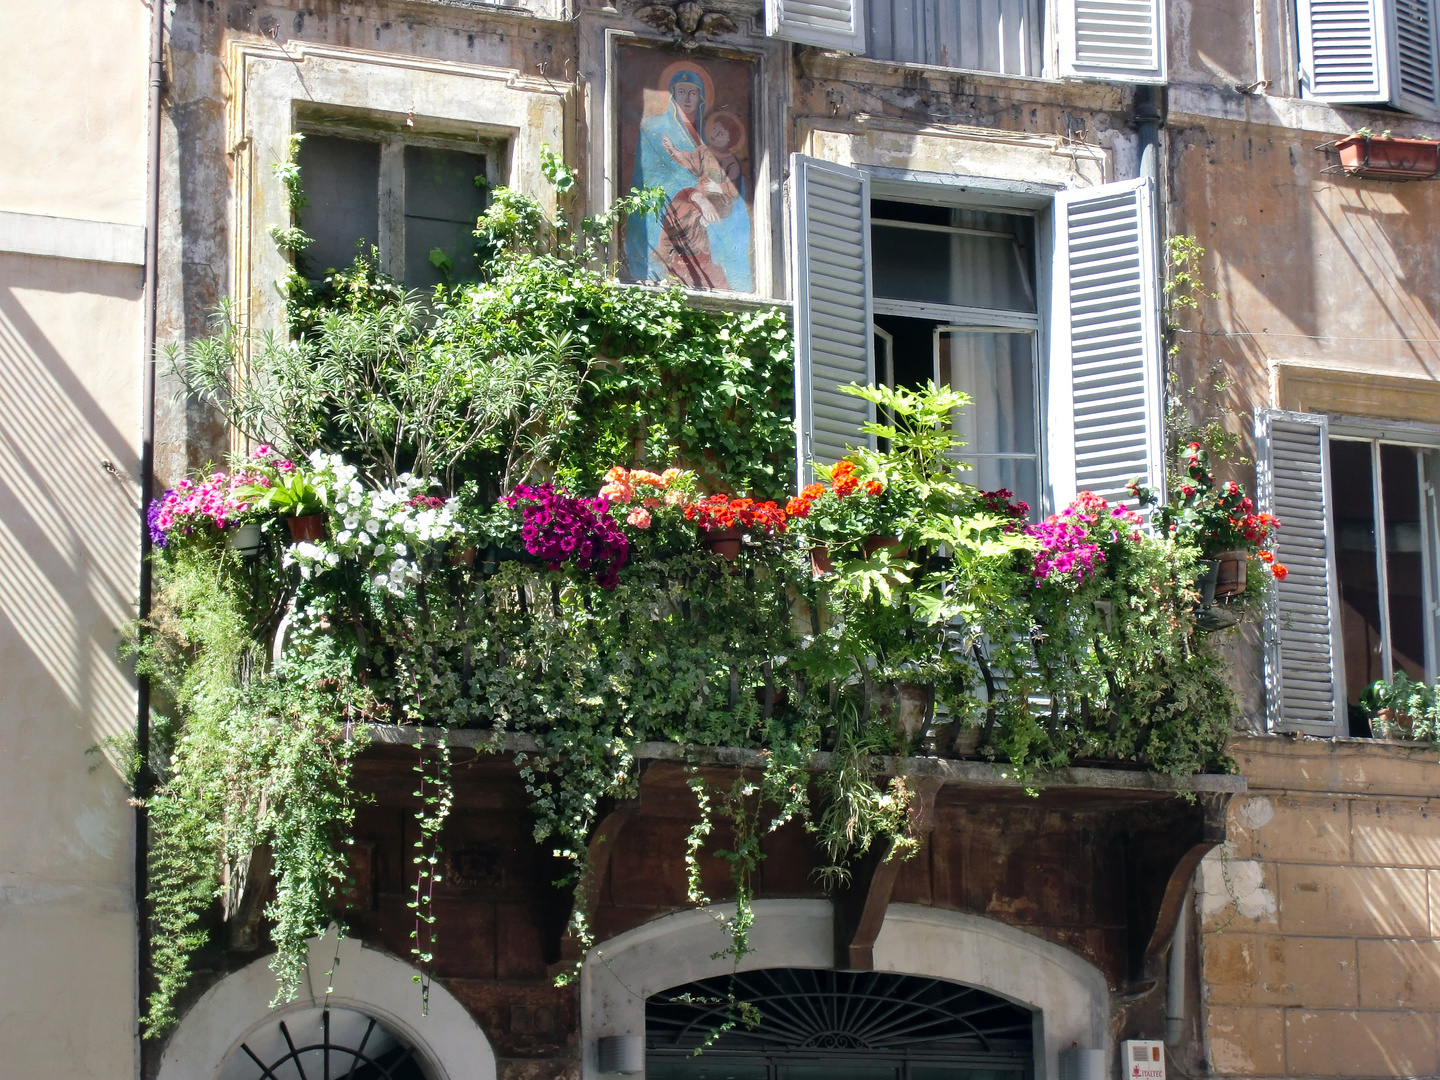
[294,125,504,290]
[1298,0,1440,117]
[767,0,1165,82]
[789,154,1163,515]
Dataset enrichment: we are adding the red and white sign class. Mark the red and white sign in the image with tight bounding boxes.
[1122,1040,1166,1080]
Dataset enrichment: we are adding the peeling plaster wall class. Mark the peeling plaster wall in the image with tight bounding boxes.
[0,3,149,1078]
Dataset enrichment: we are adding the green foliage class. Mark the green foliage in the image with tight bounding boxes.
[135,537,365,1035]
[1362,673,1440,741]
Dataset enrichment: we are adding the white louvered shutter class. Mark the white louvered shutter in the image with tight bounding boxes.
[1047,177,1162,510]
[1298,0,1388,103]
[767,0,865,52]
[1256,410,1346,736]
[1058,0,1166,83]
[1393,0,1440,116]
[790,154,874,489]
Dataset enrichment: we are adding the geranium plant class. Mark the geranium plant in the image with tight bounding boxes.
[504,482,629,588]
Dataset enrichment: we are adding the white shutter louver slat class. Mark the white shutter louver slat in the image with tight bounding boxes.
[1393,0,1440,116]
[1048,178,1162,511]
[768,0,865,52]
[1257,410,1346,735]
[1059,0,1165,82]
[1298,0,1388,102]
[791,154,874,489]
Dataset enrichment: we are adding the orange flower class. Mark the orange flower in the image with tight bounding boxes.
[632,470,665,487]
[863,479,884,496]
[1258,550,1274,563]
[1271,563,1289,581]
[661,468,684,487]
[786,496,812,518]
[834,475,859,498]
[801,483,824,500]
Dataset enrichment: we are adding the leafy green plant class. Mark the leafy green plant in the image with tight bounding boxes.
[1362,673,1440,741]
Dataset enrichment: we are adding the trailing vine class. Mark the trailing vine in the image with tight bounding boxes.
[133,155,1241,1037]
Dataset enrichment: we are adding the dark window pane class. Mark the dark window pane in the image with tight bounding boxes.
[1331,439,1382,702]
[872,207,1035,312]
[404,145,488,289]
[295,134,380,278]
[1381,443,1426,682]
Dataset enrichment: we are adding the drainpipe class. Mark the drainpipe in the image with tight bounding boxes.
[136,0,166,1049]
[1165,882,1191,1045]
[1134,84,1167,493]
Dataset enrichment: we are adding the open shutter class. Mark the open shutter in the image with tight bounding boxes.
[1393,0,1440,116]
[1047,177,1162,510]
[1298,0,1388,103]
[1058,0,1166,82]
[767,0,865,52]
[1256,410,1346,735]
[791,154,874,489]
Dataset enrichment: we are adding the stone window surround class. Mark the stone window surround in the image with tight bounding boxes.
[155,931,497,1080]
[226,39,569,338]
[581,900,1111,1080]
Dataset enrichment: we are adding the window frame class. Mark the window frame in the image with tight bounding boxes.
[866,173,1055,510]
[293,113,507,286]
[1328,415,1440,689]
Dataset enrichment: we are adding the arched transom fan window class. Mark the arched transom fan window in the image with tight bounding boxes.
[647,969,1034,1080]
[219,1006,429,1080]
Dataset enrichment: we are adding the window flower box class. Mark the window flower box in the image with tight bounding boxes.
[1334,134,1440,180]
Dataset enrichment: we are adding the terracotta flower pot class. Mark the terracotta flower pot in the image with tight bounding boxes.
[448,545,477,568]
[700,528,744,563]
[1213,550,1247,597]
[862,534,910,559]
[285,513,325,542]
[810,545,835,576]
[1335,134,1440,180]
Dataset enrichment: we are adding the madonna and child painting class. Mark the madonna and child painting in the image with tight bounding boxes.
[618,45,755,294]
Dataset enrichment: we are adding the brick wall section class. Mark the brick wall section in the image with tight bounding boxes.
[1200,736,1440,1078]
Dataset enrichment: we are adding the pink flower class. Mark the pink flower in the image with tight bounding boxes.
[626,507,652,529]
[251,444,273,458]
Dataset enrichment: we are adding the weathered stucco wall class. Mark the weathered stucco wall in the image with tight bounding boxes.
[0,3,149,1077]
[1199,735,1440,1078]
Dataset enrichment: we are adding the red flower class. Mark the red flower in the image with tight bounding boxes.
[834,475,859,497]
[801,483,825,500]
[863,479,884,496]
[1271,563,1289,581]
[786,496,812,518]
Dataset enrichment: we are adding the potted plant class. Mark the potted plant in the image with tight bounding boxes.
[684,493,788,562]
[237,462,329,541]
[1132,442,1286,605]
[1335,130,1440,180]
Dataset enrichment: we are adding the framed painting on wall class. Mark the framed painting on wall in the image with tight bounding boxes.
[614,42,757,294]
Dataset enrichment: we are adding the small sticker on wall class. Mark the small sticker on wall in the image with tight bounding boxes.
[1122,1040,1165,1079]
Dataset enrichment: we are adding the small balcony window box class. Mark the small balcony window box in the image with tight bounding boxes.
[1332,133,1440,180]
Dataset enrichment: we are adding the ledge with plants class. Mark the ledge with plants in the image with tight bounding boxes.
[128,152,1275,1037]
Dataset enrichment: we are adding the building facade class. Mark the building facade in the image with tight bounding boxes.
[8,0,1440,1078]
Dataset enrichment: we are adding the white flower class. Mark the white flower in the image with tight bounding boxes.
[366,519,380,534]
[393,542,408,557]
[375,544,387,556]
[337,530,353,544]
[344,515,359,530]
[325,552,340,566]
[359,532,372,546]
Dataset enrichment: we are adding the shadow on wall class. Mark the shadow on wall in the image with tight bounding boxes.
[0,252,143,765]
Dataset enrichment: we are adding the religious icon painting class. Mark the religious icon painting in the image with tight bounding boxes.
[616,43,757,294]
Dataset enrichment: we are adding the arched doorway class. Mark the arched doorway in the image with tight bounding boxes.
[158,933,496,1080]
[581,900,1109,1080]
[647,969,1033,1080]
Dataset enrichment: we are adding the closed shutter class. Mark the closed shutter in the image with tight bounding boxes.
[790,154,874,489]
[1256,410,1346,735]
[767,0,865,53]
[1058,0,1166,83]
[1297,0,1388,103]
[1047,177,1162,510]
[1393,0,1440,117]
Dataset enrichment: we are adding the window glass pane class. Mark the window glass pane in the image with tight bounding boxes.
[867,0,1041,76]
[938,330,1038,515]
[913,1066,1028,1080]
[872,207,1035,312]
[295,135,380,278]
[404,145,489,289]
[1331,439,1383,702]
[1381,443,1427,682]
